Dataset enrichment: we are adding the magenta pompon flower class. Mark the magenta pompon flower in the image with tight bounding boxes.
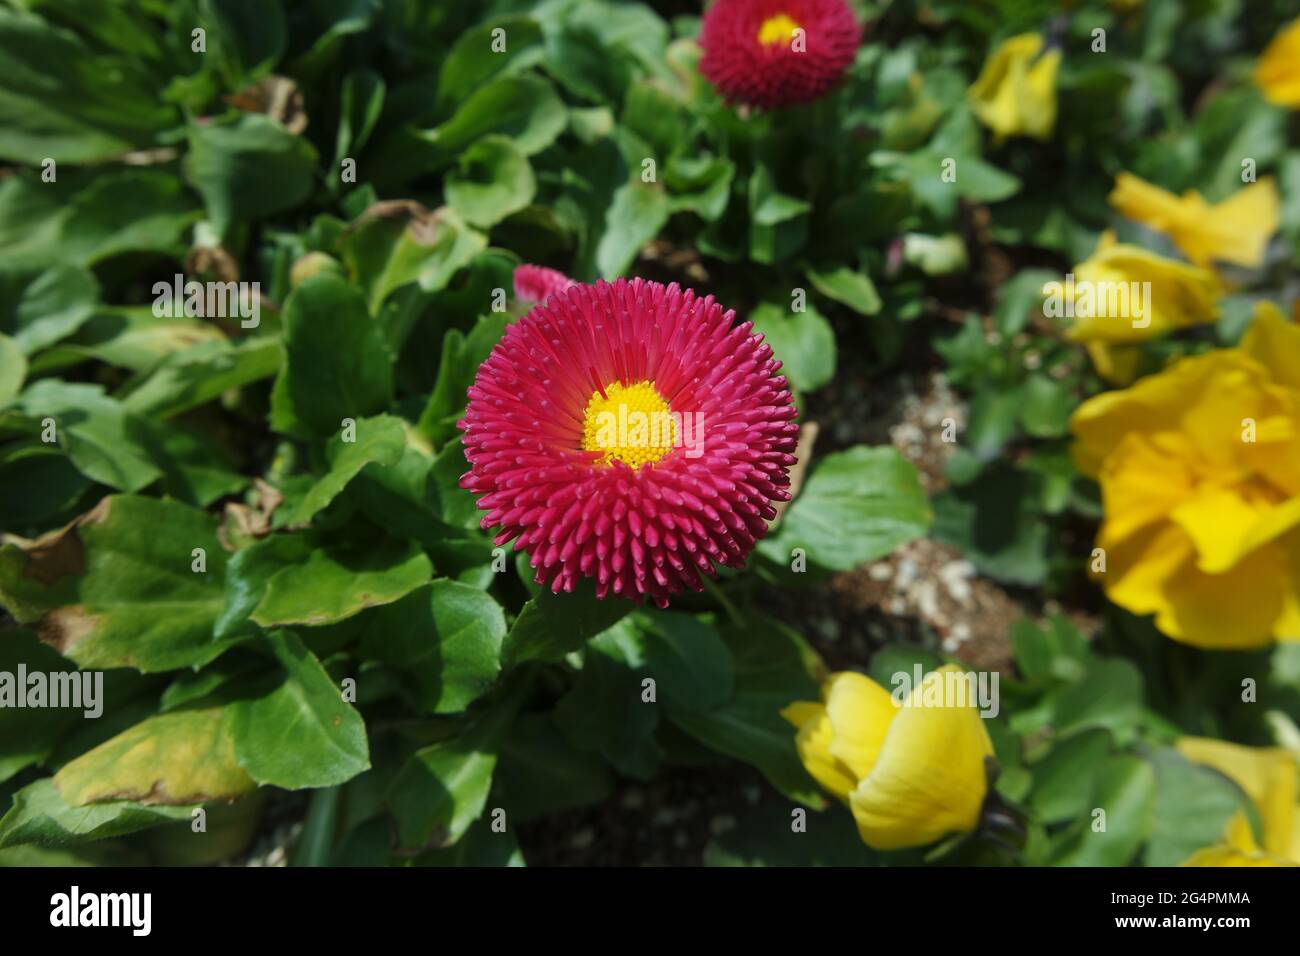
[513,264,574,305]
[698,0,862,109]
[458,277,799,607]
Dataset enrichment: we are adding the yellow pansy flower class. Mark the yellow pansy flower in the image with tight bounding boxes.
[1058,231,1224,345]
[1178,737,1300,866]
[968,33,1060,142]
[1255,17,1300,108]
[782,665,994,850]
[1109,173,1280,269]
[1070,303,1300,648]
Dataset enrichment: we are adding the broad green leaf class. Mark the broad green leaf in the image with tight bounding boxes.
[503,584,633,665]
[445,135,536,228]
[596,179,669,278]
[0,495,233,672]
[1026,728,1113,824]
[17,380,161,492]
[0,630,87,782]
[389,700,518,850]
[637,611,735,714]
[0,170,199,272]
[54,708,255,806]
[0,444,90,531]
[185,114,318,233]
[359,580,506,714]
[0,332,23,406]
[249,536,433,628]
[280,415,407,527]
[271,275,394,438]
[342,203,487,314]
[494,714,613,822]
[0,778,191,850]
[747,301,836,392]
[1144,747,1251,867]
[119,338,282,419]
[1051,755,1155,866]
[554,620,660,778]
[806,265,882,316]
[1,264,99,355]
[759,446,932,572]
[671,696,823,806]
[436,16,545,112]
[229,631,370,789]
[0,8,176,163]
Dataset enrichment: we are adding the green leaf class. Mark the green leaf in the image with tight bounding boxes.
[249,536,433,629]
[0,444,90,530]
[554,620,660,778]
[119,338,281,419]
[596,179,669,278]
[0,8,176,163]
[445,135,536,228]
[1018,375,1074,440]
[1051,755,1155,866]
[17,380,161,492]
[229,631,370,789]
[0,170,198,272]
[671,696,823,806]
[416,313,508,447]
[1145,747,1250,867]
[747,301,836,392]
[0,778,191,850]
[0,332,24,406]
[638,611,735,714]
[436,16,545,112]
[271,275,394,438]
[0,495,233,672]
[185,114,318,233]
[54,708,255,806]
[389,701,518,850]
[1026,728,1113,824]
[1,264,99,355]
[375,75,565,185]
[495,714,614,822]
[359,580,506,714]
[760,446,932,572]
[342,204,486,314]
[281,415,407,527]
[806,265,882,316]
[503,585,633,665]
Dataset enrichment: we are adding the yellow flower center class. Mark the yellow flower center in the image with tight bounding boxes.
[757,13,801,46]
[581,380,678,469]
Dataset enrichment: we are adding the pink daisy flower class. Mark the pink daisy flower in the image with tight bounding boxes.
[698,0,862,109]
[513,264,575,305]
[458,278,799,607]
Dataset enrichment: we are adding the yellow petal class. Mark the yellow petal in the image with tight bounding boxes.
[1176,738,1299,859]
[823,671,899,782]
[1169,487,1300,575]
[1098,519,1196,620]
[1159,539,1292,649]
[1084,342,1143,385]
[1108,174,1279,269]
[1201,179,1281,268]
[1255,17,1300,108]
[968,34,1058,142]
[1063,236,1222,343]
[782,701,859,801]
[1241,302,1300,392]
[1070,350,1241,477]
[848,665,993,850]
[1094,431,1197,547]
